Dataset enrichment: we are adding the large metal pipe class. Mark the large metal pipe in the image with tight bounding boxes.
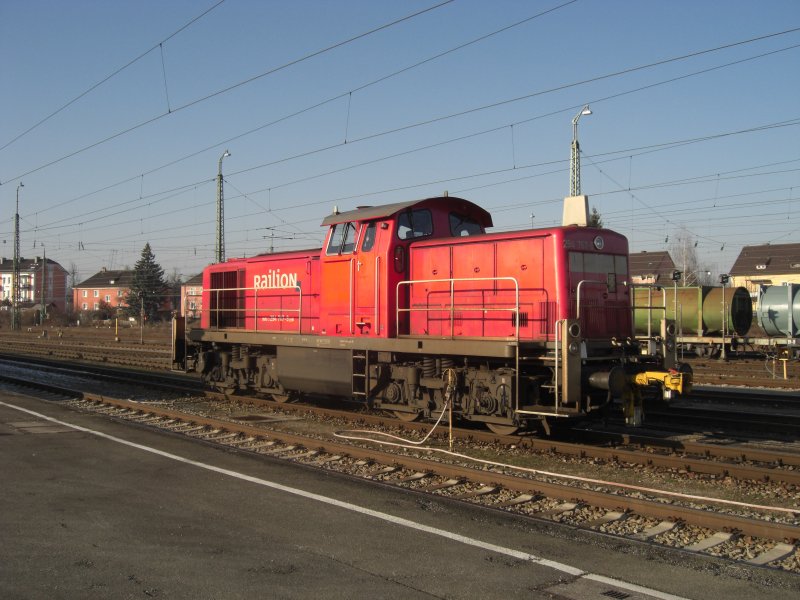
[757,284,800,337]
[633,286,752,336]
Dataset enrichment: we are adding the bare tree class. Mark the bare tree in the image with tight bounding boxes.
[165,268,184,312]
[669,227,712,286]
[69,262,80,289]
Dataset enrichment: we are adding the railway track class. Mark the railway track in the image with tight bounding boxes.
[687,386,800,410]
[645,404,800,437]
[685,356,800,390]
[222,393,800,487]
[4,355,800,485]
[0,339,170,370]
[3,369,799,573]
[2,331,797,396]
[2,347,797,424]
[0,354,200,395]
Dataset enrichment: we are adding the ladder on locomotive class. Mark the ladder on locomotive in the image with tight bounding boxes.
[352,350,369,399]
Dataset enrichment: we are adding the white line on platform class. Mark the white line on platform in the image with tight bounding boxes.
[1,400,690,600]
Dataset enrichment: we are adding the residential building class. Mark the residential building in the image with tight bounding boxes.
[72,269,134,314]
[628,251,677,285]
[0,256,69,310]
[729,242,800,299]
[179,273,203,319]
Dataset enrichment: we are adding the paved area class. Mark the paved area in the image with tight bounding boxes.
[1,391,798,599]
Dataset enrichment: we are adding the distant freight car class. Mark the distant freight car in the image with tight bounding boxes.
[174,195,689,433]
[633,286,752,337]
[634,284,799,358]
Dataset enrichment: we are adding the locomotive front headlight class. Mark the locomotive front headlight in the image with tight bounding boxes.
[666,323,676,336]
[568,322,581,338]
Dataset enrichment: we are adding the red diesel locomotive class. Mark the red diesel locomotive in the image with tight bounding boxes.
[173,195,689,433]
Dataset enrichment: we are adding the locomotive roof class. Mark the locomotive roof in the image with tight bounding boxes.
[320,196,493,227]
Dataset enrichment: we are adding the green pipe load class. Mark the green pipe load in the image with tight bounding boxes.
[633,286,752,337]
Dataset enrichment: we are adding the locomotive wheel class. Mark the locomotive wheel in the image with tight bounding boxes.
[393,410,421,422]
[486,422,519,436]
[271,391,295,403]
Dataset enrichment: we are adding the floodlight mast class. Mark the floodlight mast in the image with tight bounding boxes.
[12,182,23,330]
[569,105,592,196]
[216,150,231,263]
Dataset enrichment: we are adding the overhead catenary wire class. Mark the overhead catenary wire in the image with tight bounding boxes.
[7,8,800,274]
[33,86,792,239]
[12,123,800,243]
[16,1,581,217]
[218,41,800,184]
[8,22,800,203]
[1,0,456,185]
[23,154,800,262]
[0,0,228,153]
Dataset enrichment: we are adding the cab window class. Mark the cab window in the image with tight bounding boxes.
[449,212,483,237]
[569,252,627,293]
[326,222,357,255]
[361,222,377,252]
[397,209,433,240]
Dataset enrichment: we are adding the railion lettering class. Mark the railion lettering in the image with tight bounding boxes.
[253,269,299,290]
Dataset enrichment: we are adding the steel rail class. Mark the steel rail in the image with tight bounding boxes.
[229,394,800,485]
[3,368,798,542]
[3,356,800,486]
[78,393,800,541]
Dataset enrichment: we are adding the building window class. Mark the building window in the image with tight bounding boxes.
[82,303,88,310]
[105,295,111,302]
[82,290,88,298]
[94,290,99,298]
[93,303,99,310]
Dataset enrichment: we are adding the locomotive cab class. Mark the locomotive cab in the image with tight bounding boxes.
[318,197,492,338]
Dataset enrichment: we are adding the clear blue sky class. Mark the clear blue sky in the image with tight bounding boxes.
[1,0,798,283]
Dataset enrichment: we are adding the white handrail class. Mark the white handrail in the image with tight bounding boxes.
[630,284,667,339]
[575,279,607,320]
[349,259,354,334]
[374,256,380,334]
[203,285,304,332]
[395,276,520,339]
[554,318,564,411]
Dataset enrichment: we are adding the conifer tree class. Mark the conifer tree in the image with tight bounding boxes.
[588,206,603,228]
[123,243,167,322]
